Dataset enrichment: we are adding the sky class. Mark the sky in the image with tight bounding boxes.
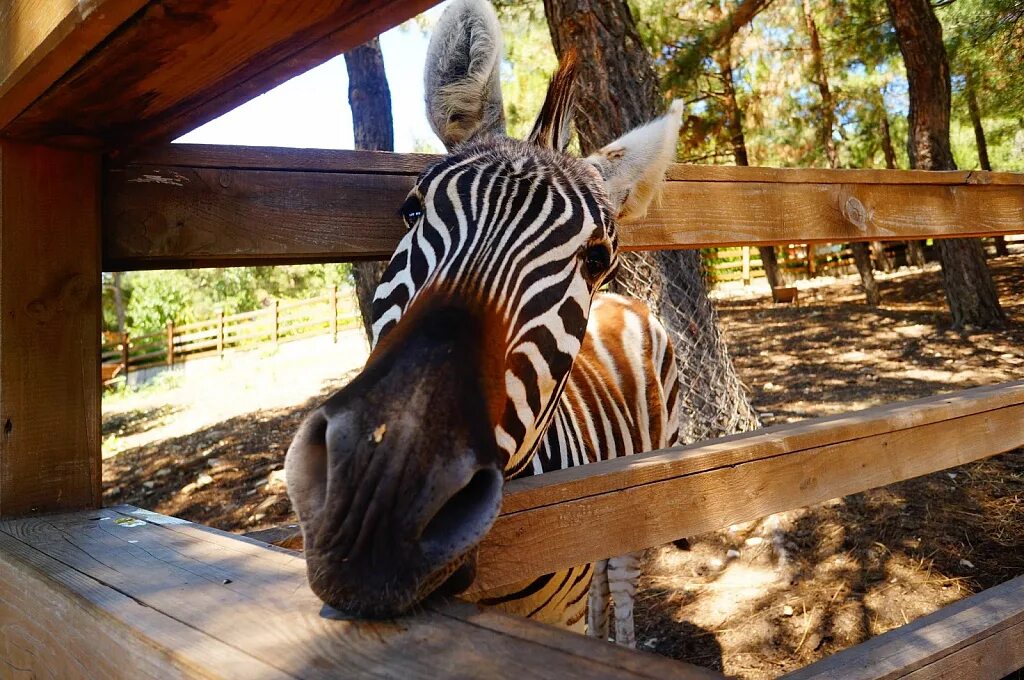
[175,5,451,153]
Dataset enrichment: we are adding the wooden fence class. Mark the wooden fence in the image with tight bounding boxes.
[2,2,1024,677]
[100,288,359,382]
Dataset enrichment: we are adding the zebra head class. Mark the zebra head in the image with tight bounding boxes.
[286,0,683,618]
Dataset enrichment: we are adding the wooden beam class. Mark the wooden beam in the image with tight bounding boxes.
[0,506,723,679]
[466,381,1024,594]
[103,146,1024,270]
[782,574,1024,680]
[0,0,147,130]
[2,0,441,147]
[0,141,101,517]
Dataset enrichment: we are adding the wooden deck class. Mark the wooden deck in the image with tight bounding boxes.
[0,505,720,679]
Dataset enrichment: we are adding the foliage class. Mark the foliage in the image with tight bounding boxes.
[105,264,351,337]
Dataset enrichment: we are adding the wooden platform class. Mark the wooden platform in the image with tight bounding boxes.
[0,506,720,679]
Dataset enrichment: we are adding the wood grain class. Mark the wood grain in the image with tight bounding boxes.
[0,506,723,679]
[103,146,1024,269]
[783,574,1024,680]
[466,382,1024,594]
[4,0,440,147]
[0,141,101,516]
[0,529,286,679]
[0,0,146,130]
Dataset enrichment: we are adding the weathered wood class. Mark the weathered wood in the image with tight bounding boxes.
[783,574,1024,680]
[0,506,723,679]
[0,530,287,678]
[0,0,146,130]
[103,146,1024,270]
[0,141,101,516]
[2,0,441,147]
[467,381,1024,594]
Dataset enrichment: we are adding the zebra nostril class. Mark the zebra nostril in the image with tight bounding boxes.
[420,467,503,562]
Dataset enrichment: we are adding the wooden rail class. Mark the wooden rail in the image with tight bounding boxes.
[469,382,1024,594]
[101,290,358,378]
[103,145,1024,270]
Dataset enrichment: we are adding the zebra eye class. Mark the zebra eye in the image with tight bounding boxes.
[583,244,612,280]
[400,196,424,229]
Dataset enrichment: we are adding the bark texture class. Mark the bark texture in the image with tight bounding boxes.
[887,0,1005,327]
[544,0,760,441]
[345,38,393,340]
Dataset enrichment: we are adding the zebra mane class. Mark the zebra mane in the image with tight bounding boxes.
[527,50,578,153]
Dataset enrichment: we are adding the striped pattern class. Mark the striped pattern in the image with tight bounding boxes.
[369,138,679,645]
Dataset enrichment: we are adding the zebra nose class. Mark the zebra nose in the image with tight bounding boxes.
[417,457,504,565]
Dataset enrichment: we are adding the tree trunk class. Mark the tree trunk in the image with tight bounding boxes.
[803,0,878,304]
[715,41,782,290]
[801,0,837,167]
[544,0,759,442]
[876,110,901,271]
[887,0,1005,328]
[112,271,127,333]
[345,38,393,341]
[882,105,927,267]
[967,74,1010,258]
[852,243,881,305]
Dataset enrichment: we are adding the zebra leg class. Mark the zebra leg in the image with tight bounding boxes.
[586,558,610,640]
[607,552,641,648]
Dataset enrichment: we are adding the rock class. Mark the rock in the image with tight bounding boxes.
[959,559,975,569]
[745,536,764,547]
[782,605,794,617]
[142,481,156,490]
[266,468,287,490]
[155,468,171,478]
[195,473,214,489]
[726,549,741,559]
[708,557,724,569]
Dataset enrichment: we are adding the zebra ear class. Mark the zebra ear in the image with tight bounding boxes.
[585,100,685,221]
[424,0,506,150]
[527,51,577,152]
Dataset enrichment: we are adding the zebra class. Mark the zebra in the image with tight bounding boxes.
[285,0,684,648]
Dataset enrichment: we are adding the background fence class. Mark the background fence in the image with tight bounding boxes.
[101,287,359,383]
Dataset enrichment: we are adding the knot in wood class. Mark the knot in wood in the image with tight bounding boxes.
[843,196,868,231]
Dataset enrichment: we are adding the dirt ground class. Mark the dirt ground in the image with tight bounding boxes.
[104,252,1024,679]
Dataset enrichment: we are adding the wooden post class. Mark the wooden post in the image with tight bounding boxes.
[121,332,130,379]
[217,308,225,358]
[329,285,338,343]
[0,142,101,517]
[272,299,280,346]
[741,246,751,286]
[806,244,816,277]
[166,321,175,367]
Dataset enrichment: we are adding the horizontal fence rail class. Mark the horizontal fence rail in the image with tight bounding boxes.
[103,145,1024,270]
[101,288,357,379]
[468,381,1024,595]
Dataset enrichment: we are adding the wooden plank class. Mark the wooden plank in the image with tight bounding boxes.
[3,0,441,147]
[103,147,1024,269]
[0,507,723,679]
[0,141,101,516]
[783,574,1024,680]
[0,0,146,130]
[467,382,1024,594]
[0,529,288,678]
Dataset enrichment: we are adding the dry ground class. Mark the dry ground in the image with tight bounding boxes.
[104,252,1024,679]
